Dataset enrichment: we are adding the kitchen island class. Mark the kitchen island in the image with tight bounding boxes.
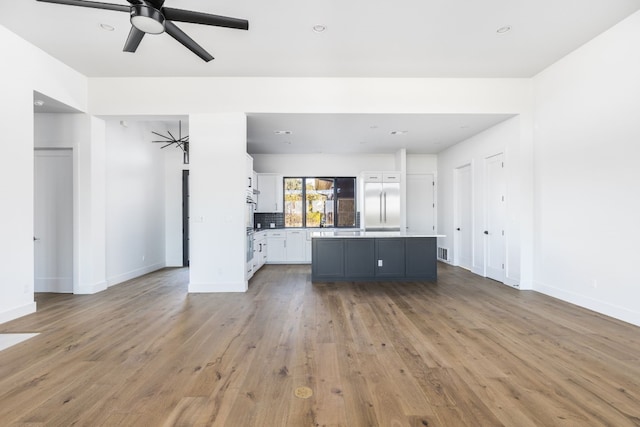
[310,231,444,283]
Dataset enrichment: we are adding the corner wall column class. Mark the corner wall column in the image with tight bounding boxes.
[188,113,248,292]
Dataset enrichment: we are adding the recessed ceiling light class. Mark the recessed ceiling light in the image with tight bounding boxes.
[282,141,292,145]
[274,130,292,135]
[100,23,115,31]
[497,26,512,34]
[34,100,44,107]
[312,25,326,33]
[390,130,408,135]
[369,125,378,129]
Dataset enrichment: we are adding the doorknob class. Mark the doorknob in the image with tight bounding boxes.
[484,230,489,235]
[456,228,461,231]
[33,236,41,241]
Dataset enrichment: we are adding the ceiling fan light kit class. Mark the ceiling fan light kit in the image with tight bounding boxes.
[35,0,249,62]
[130,5,165,34]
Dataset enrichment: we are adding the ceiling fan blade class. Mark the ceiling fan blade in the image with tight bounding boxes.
[126,0,144,4]
[152,131,173,140]
[164,21,214,62]
[162,7,249,31]
[36,0,129,12]
[123,26,145,52]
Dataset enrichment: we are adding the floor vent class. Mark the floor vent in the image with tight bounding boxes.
[437,247,449,261]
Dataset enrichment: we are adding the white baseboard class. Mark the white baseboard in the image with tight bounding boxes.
[188,281,248,293]
[35,277,73,293]
[74,280,108,295]
[503,276,521,289]
[107,263,166,288]
[0,301,37,325]
[534,281,640,328]
[471,266,484,276]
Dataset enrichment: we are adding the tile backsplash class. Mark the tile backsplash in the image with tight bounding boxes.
[254,212,284,229]
[254,212,360,229]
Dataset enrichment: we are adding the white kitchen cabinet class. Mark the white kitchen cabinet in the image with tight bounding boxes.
[266,231,286,263]
[286,230,306,262]
[246,154,254,193]
[304,232,312,263]
[265,229,310,264]
[256,173,283,213]
[253,231,267,273]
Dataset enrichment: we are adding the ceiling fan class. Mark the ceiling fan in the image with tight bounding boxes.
[36,0,249,62]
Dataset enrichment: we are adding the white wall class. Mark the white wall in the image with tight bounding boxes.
[406,154,438,174]
[438,116,525,288]
[0,25,87,323]
[89,78,532,116]
[253,154,437,177]
[105,120,167,286]
[532,11,640,326]
[253,153,396,176]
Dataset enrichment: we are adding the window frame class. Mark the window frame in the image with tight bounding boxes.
[283,176,357,229]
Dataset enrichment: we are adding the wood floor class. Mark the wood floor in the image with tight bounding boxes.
[0,264,639,426]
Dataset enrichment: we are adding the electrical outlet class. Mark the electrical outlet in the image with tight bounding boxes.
[378,259,383,267]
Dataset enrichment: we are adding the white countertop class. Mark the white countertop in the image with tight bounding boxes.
[310,230,445,238]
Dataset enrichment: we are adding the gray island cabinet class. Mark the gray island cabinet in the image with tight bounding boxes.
[311,231,443,282]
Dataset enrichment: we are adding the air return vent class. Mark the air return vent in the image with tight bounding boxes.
[437,247,449,261]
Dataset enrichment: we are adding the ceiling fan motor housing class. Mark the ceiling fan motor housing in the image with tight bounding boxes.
[131,4,165,34]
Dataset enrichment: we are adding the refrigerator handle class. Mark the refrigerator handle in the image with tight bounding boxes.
[383,191,387,222]
[379,192,383,223]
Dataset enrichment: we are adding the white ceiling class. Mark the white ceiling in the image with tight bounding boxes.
[10,0,640,154]
[247,113,514,155]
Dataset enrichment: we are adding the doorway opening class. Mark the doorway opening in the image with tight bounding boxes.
[182,170,190,267]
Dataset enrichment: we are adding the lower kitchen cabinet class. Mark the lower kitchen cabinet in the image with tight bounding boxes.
[311,237,437,282]
[265,229,310,264]
[375,238,405,277]
[286,230,306,262]
[312,239,344,279]
[344,239,375,277]
[253,231,268,273]
[405,238,436,278]
[266,231,286,263]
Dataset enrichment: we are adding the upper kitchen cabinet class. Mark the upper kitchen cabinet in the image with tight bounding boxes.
[256,173,283,213]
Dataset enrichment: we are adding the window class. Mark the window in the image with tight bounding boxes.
[284,177,356,228]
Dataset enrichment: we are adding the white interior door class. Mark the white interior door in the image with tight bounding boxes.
[406,174,435,234]
[34,149,73,293]
[455,164,473,270]
[485,153,506,282]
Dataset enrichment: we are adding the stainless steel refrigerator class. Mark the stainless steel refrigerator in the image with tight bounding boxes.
[363,172,401,231]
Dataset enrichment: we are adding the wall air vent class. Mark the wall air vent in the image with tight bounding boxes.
[437,247,449,261]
